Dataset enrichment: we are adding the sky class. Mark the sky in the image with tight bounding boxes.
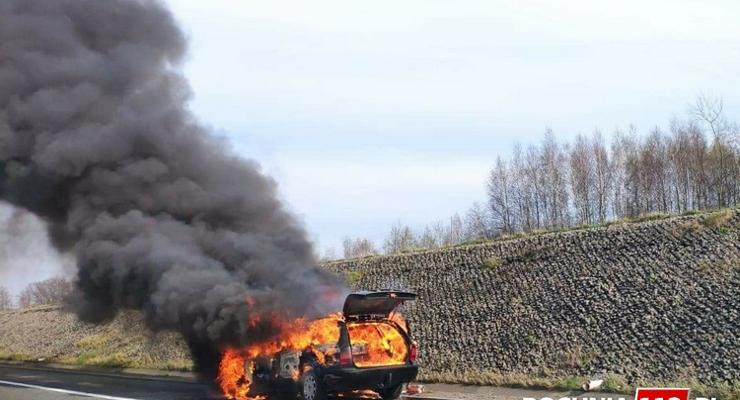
[5,1,740,295]
[164,0,740,255]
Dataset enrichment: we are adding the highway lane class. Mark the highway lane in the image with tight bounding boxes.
[0,364,401,400]
[0,364,214,400]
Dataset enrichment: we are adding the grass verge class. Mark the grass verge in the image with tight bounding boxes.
[418,370,740,400]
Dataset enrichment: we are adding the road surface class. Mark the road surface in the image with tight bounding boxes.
[0,364,213,400]
[0,363,628,400]
[0,364,404,400]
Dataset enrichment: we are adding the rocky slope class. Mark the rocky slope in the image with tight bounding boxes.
[327,210,739,386]
[0,305,191,370]
[1,210,738,390]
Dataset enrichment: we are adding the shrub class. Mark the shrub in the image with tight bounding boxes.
[0,351,35,362]
[558,375,584,390]
[558,346,596,369]
[702,209,734,229]
[603,373,629,392]
[631,212,669,223]
[698,257,739,274]
[482,256,503,270]
[74,352,133,368]
[346,270,364,285]
[675,219,703,234]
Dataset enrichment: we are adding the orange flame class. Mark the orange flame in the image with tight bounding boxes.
[347,322,408,368]
[217,313,342,399]
[217,310,410,399]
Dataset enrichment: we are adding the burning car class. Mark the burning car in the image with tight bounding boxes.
[218,290,419,400]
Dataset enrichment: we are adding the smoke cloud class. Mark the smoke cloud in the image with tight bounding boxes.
[0,0,343,377]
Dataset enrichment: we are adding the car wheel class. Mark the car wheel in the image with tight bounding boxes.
[300,368,326,400]
[379,384,403,400]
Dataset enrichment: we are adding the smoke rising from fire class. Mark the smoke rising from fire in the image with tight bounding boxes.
[0,0,343,377]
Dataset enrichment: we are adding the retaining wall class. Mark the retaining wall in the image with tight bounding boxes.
[326,211,740,385]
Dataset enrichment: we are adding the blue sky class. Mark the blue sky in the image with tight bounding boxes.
[166,0,740,255]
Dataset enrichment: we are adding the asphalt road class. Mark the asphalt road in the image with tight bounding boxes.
[0,364,214,400]
[0,365,403,400]
[0,364,629,400]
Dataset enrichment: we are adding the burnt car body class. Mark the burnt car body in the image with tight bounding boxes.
[250,290,418,400]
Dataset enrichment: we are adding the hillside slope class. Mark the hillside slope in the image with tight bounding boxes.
[0,305,191,370]
[1,210,738,392]
[327,210,739,387]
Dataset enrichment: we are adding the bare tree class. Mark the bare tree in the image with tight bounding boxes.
[620,127,644,217]
[610,129,627,218]
[445,214,465,245]
[417,226,438,249]
[0,286,12,309]
[365,100,739,253]
[487,157,514,233]
[691,94,734,207]
[668,120,691,212]
[540,130,570,228]
[640,129,671,213]
[342,237,379,259]
[429,221,447,247]
[691,95,729,138]
[17,289,32,308]
[524,144,543,229]
[592,131,612,222]
[17,277,72,307]
[708,136,738,207]
[570,134,595,224]
[383,223,416,254]
[688,126,711,209]
[342,237,354,259]
[510,145,536,231]
[356,238,379,257]
[464,202,493,240]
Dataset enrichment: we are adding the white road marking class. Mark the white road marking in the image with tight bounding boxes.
[0,379,142,400]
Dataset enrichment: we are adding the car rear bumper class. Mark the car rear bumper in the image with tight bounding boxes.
[322,364,418,392]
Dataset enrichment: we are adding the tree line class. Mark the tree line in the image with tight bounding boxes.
[334,96,739,259]
[0,277,72,309]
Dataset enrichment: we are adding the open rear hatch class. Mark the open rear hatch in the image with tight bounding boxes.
[343,291,417,368]
[343,290,416,320]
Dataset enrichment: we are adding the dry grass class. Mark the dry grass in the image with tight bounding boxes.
[0,351,36,362]
[674,219,704,235]
[697,256,739,274]
[419,370,584,390]
[0,307,193,371]
[346,270,364,285]
[325,209,737,262]
[419,370,739,399]
[556,346,596,369]
[702,209,734,229]
[482,256,503,270]
[602,373,630,392]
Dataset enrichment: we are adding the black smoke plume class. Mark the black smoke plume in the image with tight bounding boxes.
[0,0,344,378]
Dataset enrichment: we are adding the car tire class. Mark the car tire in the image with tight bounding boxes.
[300,368,326,400]
[379,384,403,400]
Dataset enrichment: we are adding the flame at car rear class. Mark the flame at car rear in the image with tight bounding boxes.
[217,307,412,400]
[218,351,259,400]
[347,322,408,368]
[217,312,342,400]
